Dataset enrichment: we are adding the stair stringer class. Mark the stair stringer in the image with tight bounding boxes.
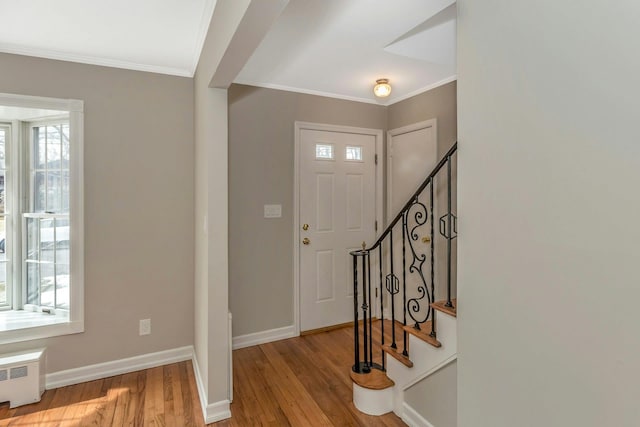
[385,312,457,416]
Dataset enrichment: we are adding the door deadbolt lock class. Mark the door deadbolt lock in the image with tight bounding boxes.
[422,236,431,243]
[302,237,311,245]
[302,224,309,231]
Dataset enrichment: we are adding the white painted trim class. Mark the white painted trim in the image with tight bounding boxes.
[353,382,394,416]
[234,76,457,107]
[191,352,232,423]
[0,93,85,345]
[386,75,458,106]
[294,122,384,333]
[234,80,382,105]
[232,324,296,350]
[45,346,194,390]
[402,354,457,391]
[386,119,438,227]
[191,351,208,421]
[228,312,233,402]
[0,93,83,112]
[401,401,436,427]
[189,0,218,76]
[0,43,193,77]
[205,400,232,423]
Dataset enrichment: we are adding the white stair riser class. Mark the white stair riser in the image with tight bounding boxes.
[352,383,395,416]
[386,313,457,415]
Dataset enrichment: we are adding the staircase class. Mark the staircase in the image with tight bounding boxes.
[349,143,457,424]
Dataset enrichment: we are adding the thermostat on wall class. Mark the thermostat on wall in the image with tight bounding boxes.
[264,204,282,218]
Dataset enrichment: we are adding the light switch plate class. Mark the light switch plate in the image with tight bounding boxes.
[264,204,282,218]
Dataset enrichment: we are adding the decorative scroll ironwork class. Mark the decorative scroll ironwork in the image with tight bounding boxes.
[350,142,457,376]
[405,196,434,329]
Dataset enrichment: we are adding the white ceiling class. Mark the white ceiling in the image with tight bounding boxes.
[0,0,456,104]
[0,0,216,77]
[235,0,457,105]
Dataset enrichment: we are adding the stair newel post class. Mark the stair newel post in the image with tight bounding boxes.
[430,181,437,338]
[401,211,409,357]
[352,253,360,373]
[445,154,453,308]
[361,249,370,371]
[367,252,373,366]
[379,244,385,370]
[389,229,397,350]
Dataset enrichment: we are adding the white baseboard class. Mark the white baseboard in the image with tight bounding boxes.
[45,345,193,389]
[205,400,232,423]
[401,402,435,427]
[191,352,231,423]
[232,324,297,350]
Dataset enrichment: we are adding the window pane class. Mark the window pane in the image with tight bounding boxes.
[35,127,47,169]
[346,146,363,161]
[56,265,69,310]
[0,262,5,305]
[34,171,46,212]
[46,172,62,212]
[26,261,39,305]
[62,170,70,212]
[26,218,40,261]
[62,125,70,162]
[0,216,6,261]
[0,129,5,170]
[47,126,62,164]
[40,262,55,307]
[315,144,334,160]
[56,218,70,254]
[0,170,4,214]
[40,218,56,257]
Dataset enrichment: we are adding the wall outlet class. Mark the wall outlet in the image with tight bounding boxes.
[139,319,151,336]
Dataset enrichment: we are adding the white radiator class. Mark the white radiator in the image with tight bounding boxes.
[0,349,46,408]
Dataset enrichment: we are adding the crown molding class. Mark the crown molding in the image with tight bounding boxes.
[0,43,193,77]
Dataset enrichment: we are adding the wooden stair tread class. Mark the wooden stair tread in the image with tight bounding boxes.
[431,299,457,317]
[381,344,413,368]
[403,321,442,348]
[350,368,395,390]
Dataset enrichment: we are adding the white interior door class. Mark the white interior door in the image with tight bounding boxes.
[387,120,438,216]
[386,120,438,320]
[299,128,377,332]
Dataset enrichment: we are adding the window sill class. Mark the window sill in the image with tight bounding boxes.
[0,310,83,345]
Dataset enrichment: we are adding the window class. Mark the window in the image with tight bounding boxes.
[345,146,363,161]
[0,93,84,344]
[315,143,334,160]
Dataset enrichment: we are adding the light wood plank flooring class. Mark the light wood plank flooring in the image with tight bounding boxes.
[0,322,406,426]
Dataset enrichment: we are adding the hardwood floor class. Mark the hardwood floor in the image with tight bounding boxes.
[0,323,406,426]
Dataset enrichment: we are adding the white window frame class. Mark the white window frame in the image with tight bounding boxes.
[0,124,11,311]
[0,93,84,345]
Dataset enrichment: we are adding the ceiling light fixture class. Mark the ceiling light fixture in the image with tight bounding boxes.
[373,79,391,98]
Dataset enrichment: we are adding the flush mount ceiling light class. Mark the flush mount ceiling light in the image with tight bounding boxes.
[373,79,392,98]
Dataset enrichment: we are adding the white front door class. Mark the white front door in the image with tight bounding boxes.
[298,127,377,332]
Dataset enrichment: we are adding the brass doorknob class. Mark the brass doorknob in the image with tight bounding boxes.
[302,224,309,231]
[302,237,311,245]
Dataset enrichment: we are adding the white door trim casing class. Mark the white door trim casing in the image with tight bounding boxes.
[294,122,383,336]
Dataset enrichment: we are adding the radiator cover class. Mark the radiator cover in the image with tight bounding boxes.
[0,349,46,408]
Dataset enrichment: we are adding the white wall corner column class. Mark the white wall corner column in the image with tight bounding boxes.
[192,0,290,422]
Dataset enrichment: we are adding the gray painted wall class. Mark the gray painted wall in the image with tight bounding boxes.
[405,360,457,427]
[458,1,640,425]
[228,82,457,337]
[228,84,387,336]
[0,52,195,374]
